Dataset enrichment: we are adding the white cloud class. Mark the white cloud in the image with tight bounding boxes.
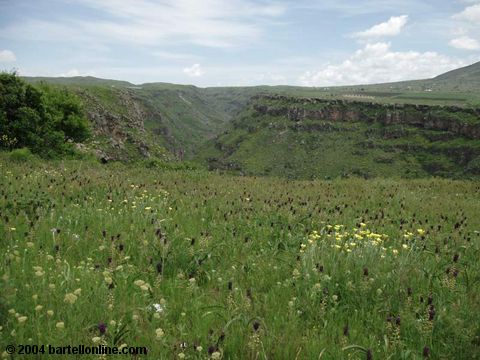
[299,42,464,86]
[450,36,480,50]
[1,0,285,48]
[152,51,202,61]
[454,4,480,22]
[183,64,204,77]
[0,49,16,62]
[58,68,95,77]
[353,15,408,38]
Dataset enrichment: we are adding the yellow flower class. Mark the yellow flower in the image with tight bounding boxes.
[212,351,222,359]
[17,316,28,323]
[64,293,78,304]
[47,310,54,316]
[35,305,43,312]
[73,288,82,296]
[178,353,185,359]
[56,322,65,329]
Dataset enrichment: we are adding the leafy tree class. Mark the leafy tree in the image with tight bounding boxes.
[0,72,90,156]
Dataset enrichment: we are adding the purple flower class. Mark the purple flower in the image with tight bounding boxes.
[98,322,107,335]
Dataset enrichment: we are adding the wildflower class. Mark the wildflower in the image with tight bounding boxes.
[98,322,107,335]
[402,244,409,249]
[423,346,430,357]
[73,288,82,296]
[212,351,222,359]
[92,337,102,343]
[64,293,78,304]
[151,303,164,313]
[134,279,145,287]
[18,316,28,323]
[155,328,164,339]
[178,353,185,359]
[56,322,65,329]
[26,242,34,248]
[35,305,43,312]
[47,310,54,316]
[140,284,150,291]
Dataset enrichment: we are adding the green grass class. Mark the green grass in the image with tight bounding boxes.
[1,156,479,359]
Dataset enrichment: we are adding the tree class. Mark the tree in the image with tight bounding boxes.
[0,72,90,156]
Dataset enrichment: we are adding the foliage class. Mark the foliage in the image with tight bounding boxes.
[196,96,480,180]
[0,72,90,156]
[8,147,33,162]
[0,157,479,359]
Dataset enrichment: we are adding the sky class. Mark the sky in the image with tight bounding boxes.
[0,0,480,87]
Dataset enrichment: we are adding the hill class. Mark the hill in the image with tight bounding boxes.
[196,94,480,179]
[20,61,480,167]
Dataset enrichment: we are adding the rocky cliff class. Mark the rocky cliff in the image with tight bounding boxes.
[253,95,480,140]
[197,95,480,179]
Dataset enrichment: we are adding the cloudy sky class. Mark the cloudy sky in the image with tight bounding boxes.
[1,0,479,86]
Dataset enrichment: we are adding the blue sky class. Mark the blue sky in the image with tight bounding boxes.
[1,0,479,86]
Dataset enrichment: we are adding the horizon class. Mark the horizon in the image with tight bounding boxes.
[1,0,480,87]
[17,58,477,89]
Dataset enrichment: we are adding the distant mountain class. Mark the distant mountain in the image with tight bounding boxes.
[24,76,134,87]
[20,61,480,171]
[434,61,480,82]
[347,61,480,96]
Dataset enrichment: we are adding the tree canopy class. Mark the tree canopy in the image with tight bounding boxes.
[0,72,90,156]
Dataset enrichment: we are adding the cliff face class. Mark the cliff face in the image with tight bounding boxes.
[75,88,163,161]
[253,95,480,139]
[197,95,480,179]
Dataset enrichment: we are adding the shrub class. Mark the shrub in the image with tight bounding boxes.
[9,147,33,162]
[0,72,90,156]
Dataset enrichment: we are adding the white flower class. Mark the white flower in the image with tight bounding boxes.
[151,303,164,313]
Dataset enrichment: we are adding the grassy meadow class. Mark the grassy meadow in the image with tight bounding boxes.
[1,157,480,359]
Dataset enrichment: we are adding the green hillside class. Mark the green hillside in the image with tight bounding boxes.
[196,95,480,179]
[19,61,480,169]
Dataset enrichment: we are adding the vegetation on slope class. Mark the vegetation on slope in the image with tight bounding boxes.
[0,73,90,157]
[1,157,479,359]
[197,96,480,179]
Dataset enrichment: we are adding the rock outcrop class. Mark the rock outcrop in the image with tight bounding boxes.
[253,95,480,139]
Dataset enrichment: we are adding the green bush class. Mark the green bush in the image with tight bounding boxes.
[0,72,90,157]
[9,147,33,162]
